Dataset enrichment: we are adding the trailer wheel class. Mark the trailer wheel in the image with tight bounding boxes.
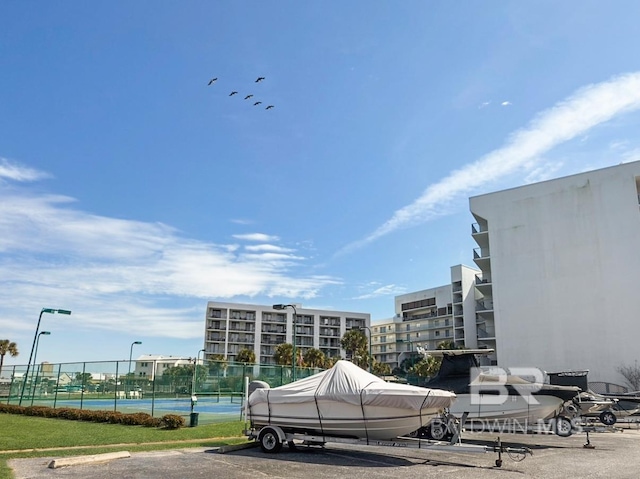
[599,411,617,426]
[429,419,449,441]
[553,416,573,437]
[258,427,283,453]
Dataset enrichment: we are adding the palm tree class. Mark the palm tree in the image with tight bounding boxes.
[273,343,301,366]
[372,361,392,376]
[303,348,325,368]
[236,348,256,364]
[0,340,19,377]
[341,329,369,370]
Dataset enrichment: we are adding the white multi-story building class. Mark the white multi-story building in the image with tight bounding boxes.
[203,301,370,365]
[372,264,480,369]
[132,355,194,380]
[469,161,640,383]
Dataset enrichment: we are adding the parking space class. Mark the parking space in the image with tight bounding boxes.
[9,429,640,479]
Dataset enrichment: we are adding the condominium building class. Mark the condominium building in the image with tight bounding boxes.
[469,161,640,383]
[203,301,370,365]
[371,264,481,369]
[132,355,193,380]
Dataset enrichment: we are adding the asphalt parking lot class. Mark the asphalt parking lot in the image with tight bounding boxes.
[9,427,640,479]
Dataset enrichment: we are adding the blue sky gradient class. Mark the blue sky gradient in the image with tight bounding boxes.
[2,1,640,365]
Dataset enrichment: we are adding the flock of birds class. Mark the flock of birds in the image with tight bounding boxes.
[207,76,274,110]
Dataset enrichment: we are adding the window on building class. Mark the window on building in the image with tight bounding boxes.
[435,331,440,337]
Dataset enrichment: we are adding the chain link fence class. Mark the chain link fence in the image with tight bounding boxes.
[0,360,322,424]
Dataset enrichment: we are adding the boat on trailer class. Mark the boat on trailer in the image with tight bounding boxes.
[419,349,581,437]
[247,360,455,441]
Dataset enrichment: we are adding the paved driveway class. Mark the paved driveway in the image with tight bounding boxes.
[9,429,640,479]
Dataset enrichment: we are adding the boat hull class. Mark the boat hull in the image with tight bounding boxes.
[449,393,565,423]
[249,399,444,440]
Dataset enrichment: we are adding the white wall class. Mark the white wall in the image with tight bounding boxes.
[470,161,640,384]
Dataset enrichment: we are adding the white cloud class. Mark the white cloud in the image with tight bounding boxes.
[341,72,640,252]
[501,101,512,106]
[479,101,491,109]
[353,284,406,300]
[0,158,50,182]
[0,185,339,340]
[244,244,295,253]
[232,233,280,242]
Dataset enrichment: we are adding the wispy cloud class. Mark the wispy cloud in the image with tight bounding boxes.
[340,72,640,254]
[0,158,50,182]
[352,283,406,300]
[244,244,294,253]
[501,101,512,106]
[0,178,339,340]
[232,233,280,242]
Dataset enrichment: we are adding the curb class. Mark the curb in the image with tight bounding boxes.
[48,451,131,469]
[218,442,258,454]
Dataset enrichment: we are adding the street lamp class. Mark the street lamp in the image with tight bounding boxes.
[193,348,205,394]
[20,308,71,405]
[357,326,372,373]
[33,331,51,374]
[273,304,298,381]
[128,341,142,376]
[31,331,51,405]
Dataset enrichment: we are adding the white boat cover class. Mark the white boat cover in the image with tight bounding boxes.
[249,360,455,410]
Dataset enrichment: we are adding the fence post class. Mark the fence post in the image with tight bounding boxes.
[79,362,87,410]
[151,360,157,417]
[113,361,119,412]
[53,363,62,408]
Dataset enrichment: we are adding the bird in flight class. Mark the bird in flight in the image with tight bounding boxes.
[253,101,262,106]
[255,77,265,83]
[208,77,218,85]
[229,91,238,96]
[265,105,274,110]
[244,94,253,100]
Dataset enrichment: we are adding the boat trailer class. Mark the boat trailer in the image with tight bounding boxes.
[245,419,532,468]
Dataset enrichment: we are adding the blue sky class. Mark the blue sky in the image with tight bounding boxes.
[2,2,640,367]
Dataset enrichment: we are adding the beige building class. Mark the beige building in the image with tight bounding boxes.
[203,301,370,365]
[371,264,481,369]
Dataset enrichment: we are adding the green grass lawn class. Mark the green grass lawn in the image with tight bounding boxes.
[0,414,248,479]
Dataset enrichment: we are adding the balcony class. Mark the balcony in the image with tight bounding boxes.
[473,247,491,269]
[476,300,493,312]
[471,223,487,234]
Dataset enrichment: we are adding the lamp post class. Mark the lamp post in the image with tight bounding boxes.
[33,331,51,376]
[31,331,51,405]
[128,341,142,393]
[357,326,372,373]
[273,304,298,381]
[20,308,71,405]
[193,348,205,394]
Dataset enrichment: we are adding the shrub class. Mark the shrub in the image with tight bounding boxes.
[0,403,176,428]
[160,414,185,430]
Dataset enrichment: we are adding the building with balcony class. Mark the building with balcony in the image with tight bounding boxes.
[469,160,640,383]
[371,264,481,369]
[204,302,370,365]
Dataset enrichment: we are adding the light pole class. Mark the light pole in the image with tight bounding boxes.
[273,304,298,381]
[20,308,71,405]
[193,348,205,394]
[357,326,372,373]
[33,331,51,376]
[31,331,51,405]
[128,341,142,392]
